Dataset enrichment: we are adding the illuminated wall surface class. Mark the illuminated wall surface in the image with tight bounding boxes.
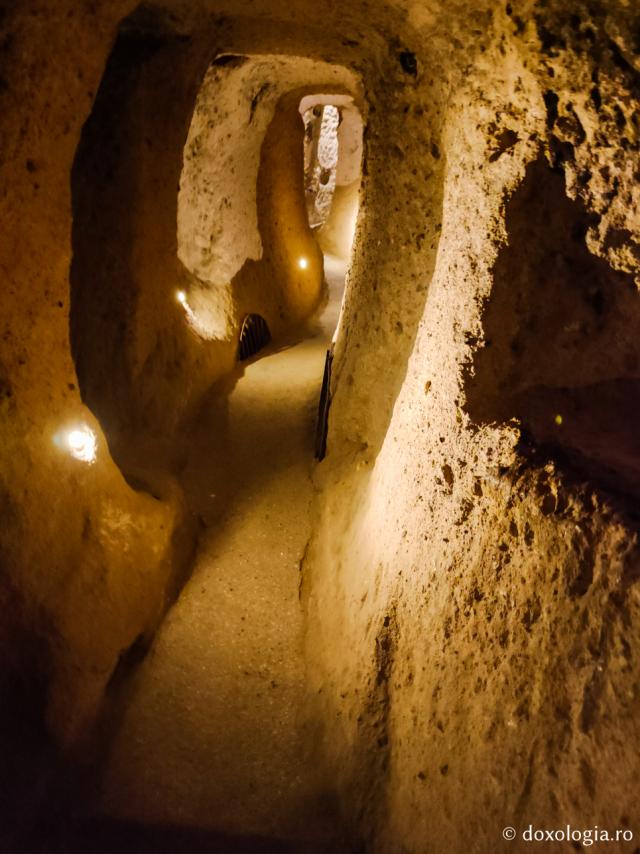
[1,1,640,852]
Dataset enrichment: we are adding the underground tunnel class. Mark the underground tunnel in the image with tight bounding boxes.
[1,1,640,853]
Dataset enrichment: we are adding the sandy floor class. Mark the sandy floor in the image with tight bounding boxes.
[95,258,346,848]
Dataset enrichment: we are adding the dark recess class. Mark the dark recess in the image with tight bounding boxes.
[237,314,272,361]
[464,155,640,502]
[398,50,418,76]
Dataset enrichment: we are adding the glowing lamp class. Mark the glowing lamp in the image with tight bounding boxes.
[65,426,97,464]
[298,257,309,270]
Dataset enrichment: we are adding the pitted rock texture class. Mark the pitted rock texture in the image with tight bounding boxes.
[1,1,640,853]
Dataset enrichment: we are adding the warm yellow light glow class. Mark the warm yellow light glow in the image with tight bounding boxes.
[66,426,97,464]
[298,257,309,270]
[555,414,563,426]
[176,290,187,305]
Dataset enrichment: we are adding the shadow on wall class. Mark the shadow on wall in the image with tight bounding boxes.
[69,24,150,439]
[25,817,306,854]
[69,10,235,467]
[0,581,53,852]
[464,155,640,499]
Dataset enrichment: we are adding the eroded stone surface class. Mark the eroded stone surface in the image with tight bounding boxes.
[1,1,640,852]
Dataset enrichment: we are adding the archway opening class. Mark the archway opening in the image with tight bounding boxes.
[237,314,272,361]
[300,94,363,264]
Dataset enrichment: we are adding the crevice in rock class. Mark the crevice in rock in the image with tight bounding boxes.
[464,154,640,503]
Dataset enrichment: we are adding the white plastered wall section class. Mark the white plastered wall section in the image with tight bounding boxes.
[177,55,360,340]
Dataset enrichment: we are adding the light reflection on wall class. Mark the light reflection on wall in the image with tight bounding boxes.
[54,424,98,464]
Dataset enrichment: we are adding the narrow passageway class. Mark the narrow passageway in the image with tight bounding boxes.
[95,258,347,848]
[5,7,640,854]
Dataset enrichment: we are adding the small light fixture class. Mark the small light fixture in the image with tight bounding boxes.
[554,414,563,426]
[176,290,187,305]
[298,257,309,270]
[65,426,97,464]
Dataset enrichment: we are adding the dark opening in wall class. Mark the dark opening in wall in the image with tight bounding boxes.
[237,314,271,361]
[464,155,640,499]
[70,4,196,459]
[70,9,181,440]
[299,95,363,259]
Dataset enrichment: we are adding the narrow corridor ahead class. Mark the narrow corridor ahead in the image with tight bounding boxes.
[96,259,346,849]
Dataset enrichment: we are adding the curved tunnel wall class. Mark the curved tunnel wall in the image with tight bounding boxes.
[0,0,197,767]
[70,10,225,457]
[305,7,640,852]
[230,89,325,335]
[2,2,640,851]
